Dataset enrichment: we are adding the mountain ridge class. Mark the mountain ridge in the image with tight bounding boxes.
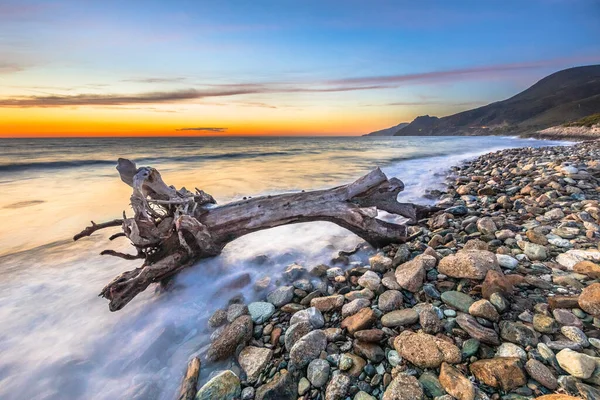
[363,122,409,136]
[368,65,600,137]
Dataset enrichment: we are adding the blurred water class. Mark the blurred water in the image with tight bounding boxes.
[0,136,568,399]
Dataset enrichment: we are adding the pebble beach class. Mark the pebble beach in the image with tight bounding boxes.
[192,139,600,400]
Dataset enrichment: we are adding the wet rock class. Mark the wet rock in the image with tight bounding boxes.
[345,288,375,301]
[573,260,600,279]
[489,292,508,312]
[478,261,514,298]
[207,315,253,361]
[266,286,294,307]
[196,370,241,400]
[284,322,312,351]
[284,263,306,280]
[238,346,273,383]
[353,340,385,362]
[297,377,310,396]
[561,326,589,347]
[208,309,227,328]
[496,254,519,269]
[241,387,254,400]
[477,217,497,235]
[382,373,424,400]
[419,371,446,398]
[533,313,558,334]
[369,253,393,272]
[438,250,501,280]
[307,358,330,388]
[392,244,411,266]
[553,308,583,328]
[527,230,549,245]
[470,357,526,391]
[469,299,500,321]
[441,290,475,312]
[419,305,443,334]
[226,304,248,322]
[354,329,385,343]
[358,270,381,291]
[456,313,500,345]
[525,359,558,390]
[524,242,548,261]
[579,283,600,316]
[343,353,366,377]
[496,342,526,360]
[255,369,296,400]
[325,373,351,400]
[290,330,327,368]
[311,294,345,312]
[499,320,538,347]
[439,362,475,400]
[556,348,597,379]
[354,391,376,400]
[393,330,461,368]
[341,307,376,334]
[381,309,419,327]
[395,255,435,292]
[289,306,324,328]
[248,302,275,324]
[342,298,370,317]
[378,290,403,312]
[548,296,580,310]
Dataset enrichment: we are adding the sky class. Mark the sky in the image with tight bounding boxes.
[0,0,599,137]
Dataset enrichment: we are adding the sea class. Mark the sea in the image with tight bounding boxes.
[0,136,569,399]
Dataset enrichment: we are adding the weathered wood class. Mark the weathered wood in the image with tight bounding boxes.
[178,357,201,400]
[76,158,435,311]
[73,219,123,241]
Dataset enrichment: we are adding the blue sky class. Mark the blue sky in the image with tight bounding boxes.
[1,0,599,135]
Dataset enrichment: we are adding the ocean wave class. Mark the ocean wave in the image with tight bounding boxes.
[0,151,294,173]
[0,159,117,172]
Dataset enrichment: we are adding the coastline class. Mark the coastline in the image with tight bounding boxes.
[194,139,600,400]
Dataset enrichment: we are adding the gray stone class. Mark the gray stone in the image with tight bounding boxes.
[248,302,275,324]
[290,330,327,368]
[289,307,324,328]
[266,286,294,307]
[524,242,548,261]
[238,346,273,383]
[358,270,381,291]
[441,291,475,313]
[284,321,312,351]
[378,290,403,312]
[496,254,519,269]
[195,370,240,400]
[381,309,418,327]
[525,359,558,390]
[307,358,330,388]
[342,298,370,317]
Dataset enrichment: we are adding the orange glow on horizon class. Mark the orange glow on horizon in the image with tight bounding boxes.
[0,105,416,137]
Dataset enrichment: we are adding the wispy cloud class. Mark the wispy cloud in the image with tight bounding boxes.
[1,56,598,107]
[326,55,600,87]
[175,127,228,132]
[386,100,486,107]
[121,77,187,83]
[0,62,26,74]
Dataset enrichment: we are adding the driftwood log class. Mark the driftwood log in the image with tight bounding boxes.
[75,158,435,311]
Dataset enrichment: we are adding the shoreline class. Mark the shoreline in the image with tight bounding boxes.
[194,139,600,400]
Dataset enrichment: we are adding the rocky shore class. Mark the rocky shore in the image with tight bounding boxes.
[187,140,600,400]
